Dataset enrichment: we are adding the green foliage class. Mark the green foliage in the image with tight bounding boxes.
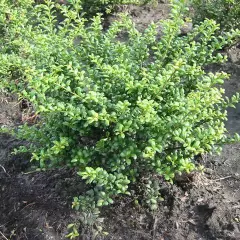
[66,224,80,239]
[1,0,240,221]
[77,0,151,15]
[142,178,163,211]
[191,0,240,32]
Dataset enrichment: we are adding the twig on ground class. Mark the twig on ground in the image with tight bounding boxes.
[0,231,9,240]
[213,176,232,181]
[22,170,41,175]
[0,165,10,177]
[20,202,36,212]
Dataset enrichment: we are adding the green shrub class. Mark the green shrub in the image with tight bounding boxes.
[1,0,240,214]
[191,0,240,32]
[77,0,151,15]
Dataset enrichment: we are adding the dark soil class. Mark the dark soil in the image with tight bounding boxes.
[0,1,240,240]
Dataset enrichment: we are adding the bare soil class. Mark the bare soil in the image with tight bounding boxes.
[0,1,240,240]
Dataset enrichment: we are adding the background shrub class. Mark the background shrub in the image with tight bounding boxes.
[191,0,240,32]
[77,0,152,15]
[1,0,240,213]
[35,0,153,16]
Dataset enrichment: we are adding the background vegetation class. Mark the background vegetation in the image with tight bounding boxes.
[191,0,240,32]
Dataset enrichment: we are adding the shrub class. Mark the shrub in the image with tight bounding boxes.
[1,0,240,214]
[36,0,153,16]
[191,0,240,32]
[77,0,151,15]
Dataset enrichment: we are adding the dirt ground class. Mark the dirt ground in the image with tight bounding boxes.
[0,1,240,240]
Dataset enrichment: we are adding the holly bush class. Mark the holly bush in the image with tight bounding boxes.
[191,0,240,32]
[1,0,240,213]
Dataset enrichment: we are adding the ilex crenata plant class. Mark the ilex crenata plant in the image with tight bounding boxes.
[0,0,240,214]
[75,0,152,16]
[191,0,240,32]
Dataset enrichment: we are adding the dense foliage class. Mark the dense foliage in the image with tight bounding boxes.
[1,0,240,217]
[78,0,152,15]
[191,0,240,32]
